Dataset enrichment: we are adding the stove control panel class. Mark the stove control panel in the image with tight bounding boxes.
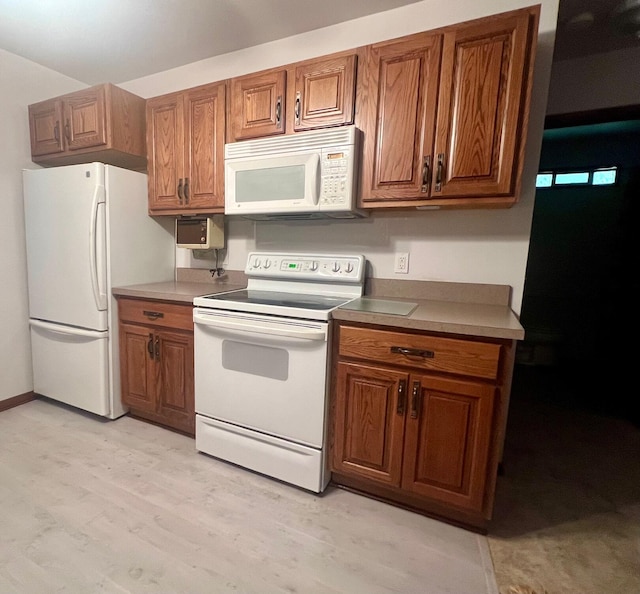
[246,252,365,282]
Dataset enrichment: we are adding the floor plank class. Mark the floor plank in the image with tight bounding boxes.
[0,399,497,594]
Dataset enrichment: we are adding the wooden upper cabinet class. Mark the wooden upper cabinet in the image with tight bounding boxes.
[146,92,184,211]
[230,70,286,141]
[29,99,64,156]
[64,86,107,151]
[293,54,357,131]
[357,5,539,208]
[28,83,146,170]
[228,51,358,141]
[146,81,226,215]
[358,33,442,205]
[432,9,535,199]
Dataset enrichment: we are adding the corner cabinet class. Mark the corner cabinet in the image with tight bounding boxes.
[330,323,513,531]
[357,5,539,209]
[117,297,195,436]
[228,51,358,141]
[28,83,146,170]
[146,81,226,215]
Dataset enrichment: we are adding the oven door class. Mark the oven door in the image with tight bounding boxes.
[193,308,329,448]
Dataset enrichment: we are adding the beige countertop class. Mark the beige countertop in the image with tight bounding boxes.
[333,296,524,340]
[112,276,524,340]
[112,281,243,304]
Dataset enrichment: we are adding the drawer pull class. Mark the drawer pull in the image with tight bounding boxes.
[391,346,434,359]
[396,379,406,415]
[143,310,164,320]
[410,381,421,419]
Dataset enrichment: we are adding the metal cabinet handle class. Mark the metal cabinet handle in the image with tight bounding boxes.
[64,119,71,141]
[184,177,189,204]
[143,310,164,320]
[397,379,406,415]
[434,153,445,192]
[390,346,434,359]
[154,336,160,361]
[54,121,60,143]
[147,333,154,359]
[177,178,184,203]
[421,156,430,193]
[410,381,421,419]
[275,96,282,129]
[295,91,301,126]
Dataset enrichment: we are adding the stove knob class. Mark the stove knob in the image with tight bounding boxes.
[252,257,262,269]
[309,261,319,271]
[345,262,354,273]
[332,261,341,273]
[263,259,271,269]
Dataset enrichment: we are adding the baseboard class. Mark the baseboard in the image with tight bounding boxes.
[0,391,36,412]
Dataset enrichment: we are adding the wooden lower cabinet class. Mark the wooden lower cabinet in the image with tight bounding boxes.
[331,322,508,531]
[117,298,194,436]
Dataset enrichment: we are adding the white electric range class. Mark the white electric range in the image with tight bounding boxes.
[193,251,365,492]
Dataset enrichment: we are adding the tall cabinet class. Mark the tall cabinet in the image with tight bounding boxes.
[357,6,538,209]
[146,81,226,215]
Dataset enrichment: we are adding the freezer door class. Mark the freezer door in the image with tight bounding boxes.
[23,163,108,331]
[29,319,111,417]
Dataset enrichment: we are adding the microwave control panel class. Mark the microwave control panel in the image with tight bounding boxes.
[319,147,354,207]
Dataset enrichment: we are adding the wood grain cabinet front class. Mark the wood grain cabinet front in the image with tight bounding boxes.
[146,81,226,215]
[228,52,358,141]
[117,298,194,436]
[28,83,146,170]
[331,322,511,530]
[357,5,539,209]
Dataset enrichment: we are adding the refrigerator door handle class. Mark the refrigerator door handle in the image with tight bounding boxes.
[89,184,107,311]
[29,319,107,339]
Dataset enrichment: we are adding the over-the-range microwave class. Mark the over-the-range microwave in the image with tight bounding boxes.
[224,125,367,221]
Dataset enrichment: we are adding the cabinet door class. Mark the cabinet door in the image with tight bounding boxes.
[119,322,156,414]
[63,86,107,151]
[358,32,442,205]
[432,10,533,198]
[29,99,65,156]
[230,70,286,140]
[401,374,495,514]
[156,329,195,435]
[293,54,356,131]
[147,92,185,211]
[333,362,407,486]
[183,82,226,211]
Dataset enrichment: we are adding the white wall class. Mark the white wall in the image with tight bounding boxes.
[123,0,561,316]
[547,46,640,115]
[0,48,85,402]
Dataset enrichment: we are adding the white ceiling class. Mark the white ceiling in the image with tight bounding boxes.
[2,0,639,85]
[0,0,422,85]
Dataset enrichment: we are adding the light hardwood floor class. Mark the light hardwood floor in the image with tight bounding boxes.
[0,399,497,594]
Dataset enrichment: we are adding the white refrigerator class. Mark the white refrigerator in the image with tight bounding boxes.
[23,163,175,419]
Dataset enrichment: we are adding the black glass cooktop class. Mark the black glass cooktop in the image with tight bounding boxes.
[201,289,351,311]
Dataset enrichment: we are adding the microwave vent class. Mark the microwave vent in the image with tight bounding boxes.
[225,125,358,159]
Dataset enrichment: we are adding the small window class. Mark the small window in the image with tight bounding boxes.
[536,173,553,188]
[555,172,590,185]
[593,168,617,185]
[536,166,617,189]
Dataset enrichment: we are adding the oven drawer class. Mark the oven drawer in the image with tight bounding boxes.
[117,298,193,331]
[338,325,501,380]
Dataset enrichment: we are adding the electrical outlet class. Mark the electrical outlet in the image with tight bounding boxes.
[394,252,409,274]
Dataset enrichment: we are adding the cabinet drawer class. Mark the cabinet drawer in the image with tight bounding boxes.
[117,298,193,331]
[338,325,501,380]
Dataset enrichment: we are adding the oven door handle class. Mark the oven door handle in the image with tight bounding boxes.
[193,311,327,341]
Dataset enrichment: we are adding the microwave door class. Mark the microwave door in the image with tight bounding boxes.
[225,152,319,215]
